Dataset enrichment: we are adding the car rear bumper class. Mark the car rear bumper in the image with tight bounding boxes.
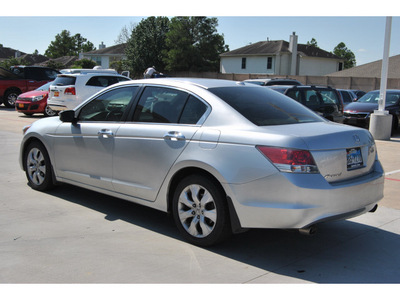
[225,159,384,229]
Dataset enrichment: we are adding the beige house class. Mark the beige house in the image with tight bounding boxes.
[81,43,127,69]
[220,33,343,76]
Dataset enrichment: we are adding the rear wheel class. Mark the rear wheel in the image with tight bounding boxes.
[4,89,20,108]
[24,141,54,191]
[172,174,231,247]
[44,105,56,117]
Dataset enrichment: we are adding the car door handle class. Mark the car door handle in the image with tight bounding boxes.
[163,131,185,141]
[98,129,114,138]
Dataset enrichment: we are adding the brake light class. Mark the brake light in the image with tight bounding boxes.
[64,87,76,95]
[257,146,318,173]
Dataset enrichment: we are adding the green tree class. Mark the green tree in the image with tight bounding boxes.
[307,38,318,48]
[125,17,170,77]
[163,17,226,72]
[0,57,29,69]
[333,42,356,69]
[44,30,95,58]
[72,58,97,69]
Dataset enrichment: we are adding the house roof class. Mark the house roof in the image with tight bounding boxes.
[83,43,127,56]
[220,40,341,60]
[0,46,26,60]
[38,56,79,68]
[327,54,400,78]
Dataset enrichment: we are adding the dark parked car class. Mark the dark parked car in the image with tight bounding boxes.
[337,89,358,106]
[351,90,366,100]
[344,89,400,132]
[268,85,344,123]
[244,78,302,86]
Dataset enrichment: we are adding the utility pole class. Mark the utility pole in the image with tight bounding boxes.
[369,16,393,140]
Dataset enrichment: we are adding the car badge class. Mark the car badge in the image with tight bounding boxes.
[353,135,361,144]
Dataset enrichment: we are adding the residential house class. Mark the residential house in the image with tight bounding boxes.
[220,32,343,76]
[81,43,127,69]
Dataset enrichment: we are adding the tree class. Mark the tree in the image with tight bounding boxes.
[163,17,226,72]
[333,42,356,69]
[307,38,318,48]
[125,17,170,77]
[115,22,137,44]
[0,57,29,69]
[44,30,95,58]
[72,58,97,69]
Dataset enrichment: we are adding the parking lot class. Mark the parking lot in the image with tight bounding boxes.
[1,106,399,284]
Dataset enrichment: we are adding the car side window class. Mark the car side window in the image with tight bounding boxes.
[78,86,138,122]
[341,91,352,103]
[179,95,208,124]
[133,87,188,123]
[305,90,321,106]
[286,90,301,103]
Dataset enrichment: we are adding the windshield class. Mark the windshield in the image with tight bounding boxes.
[209,86,324,126]
[358,91,400,105]
[36,81,53,91]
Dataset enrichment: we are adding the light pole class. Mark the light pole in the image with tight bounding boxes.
[369,16,393,140]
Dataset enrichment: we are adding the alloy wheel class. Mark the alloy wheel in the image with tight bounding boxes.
[177,184,217,238]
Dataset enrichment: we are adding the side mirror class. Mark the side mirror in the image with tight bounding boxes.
[59,110,77,123]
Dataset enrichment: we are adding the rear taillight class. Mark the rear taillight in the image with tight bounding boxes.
[257,146,318,174]
[64,87,76,95]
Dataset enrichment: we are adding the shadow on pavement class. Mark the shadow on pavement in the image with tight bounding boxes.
[47,183,400,284]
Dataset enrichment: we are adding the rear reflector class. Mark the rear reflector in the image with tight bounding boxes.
[257,146,318,173]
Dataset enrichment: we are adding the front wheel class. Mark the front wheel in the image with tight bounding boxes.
[24,141,54,191]
[172,175,231,247]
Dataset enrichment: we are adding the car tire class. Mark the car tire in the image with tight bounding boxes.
[24,141,54,191]
[44,105,57,117]
[4,89,20,108]
[172,174,231,247]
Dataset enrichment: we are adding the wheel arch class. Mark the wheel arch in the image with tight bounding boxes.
[166,166,243,233]
[21,137,58,186]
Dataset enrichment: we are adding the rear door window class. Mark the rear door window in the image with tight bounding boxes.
[132,86,208,124]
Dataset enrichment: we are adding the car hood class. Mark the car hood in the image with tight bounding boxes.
[18,90,49,98]
[344,102,379,112]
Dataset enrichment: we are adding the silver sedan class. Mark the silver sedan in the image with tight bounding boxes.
[20,78,384,246]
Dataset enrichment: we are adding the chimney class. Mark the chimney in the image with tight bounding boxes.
[99,42,106,49]
[289,32,298,76]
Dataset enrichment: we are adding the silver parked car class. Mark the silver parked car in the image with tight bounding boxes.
[20,78,384,246]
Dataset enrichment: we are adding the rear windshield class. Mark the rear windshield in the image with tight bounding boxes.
[53,76,76,86]
[209,86,324,126]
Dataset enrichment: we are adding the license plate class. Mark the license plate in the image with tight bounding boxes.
[347,147,363,170]
[54,91,59,97]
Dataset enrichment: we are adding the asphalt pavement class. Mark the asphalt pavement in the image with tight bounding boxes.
[0,107,399,287]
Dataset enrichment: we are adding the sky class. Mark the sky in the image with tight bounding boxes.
[1,1,399,67]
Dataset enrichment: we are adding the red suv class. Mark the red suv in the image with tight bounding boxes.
[0,66,59,108]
